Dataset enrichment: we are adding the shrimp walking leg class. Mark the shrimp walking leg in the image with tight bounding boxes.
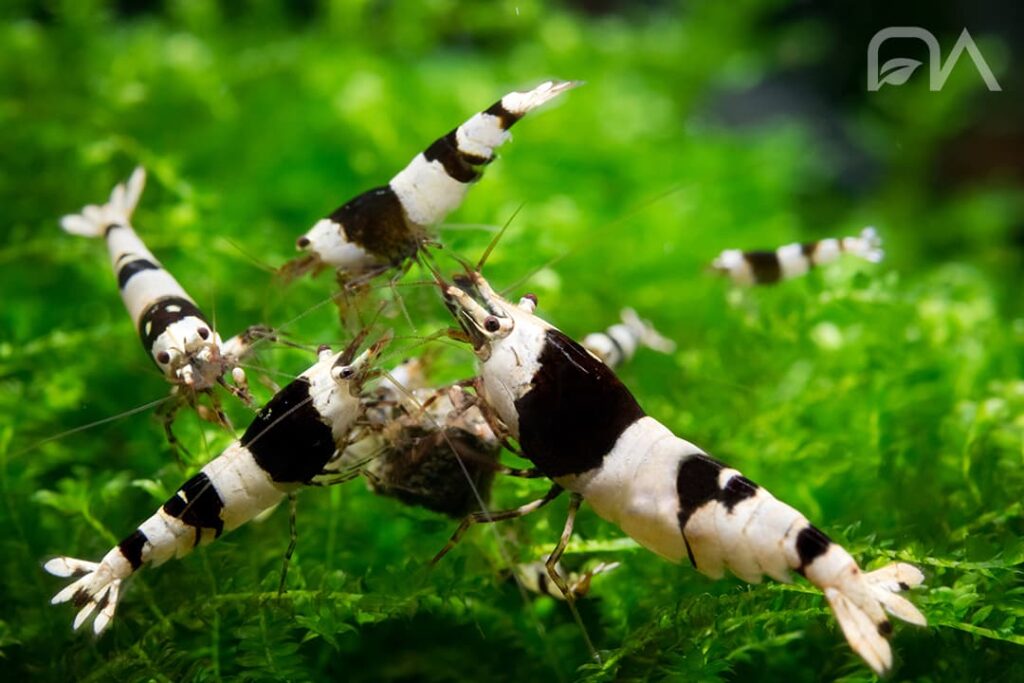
[278,493,299,596]
[430,484,564,565]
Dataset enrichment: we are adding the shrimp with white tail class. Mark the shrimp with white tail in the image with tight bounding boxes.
[283,80,580,282]
[514,555,620,601]
[44,333,390,634]
[433,270,926,676]
[60,168,274,440]
[712,227,884,286]
[580,307,676,367]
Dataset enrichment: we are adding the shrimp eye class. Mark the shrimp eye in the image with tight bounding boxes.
[333,365,356,381]
[523,293,538,306]
[484,316,501,333]
[197,327,210,340]
[296,236,311,249]
[156,351,171,364]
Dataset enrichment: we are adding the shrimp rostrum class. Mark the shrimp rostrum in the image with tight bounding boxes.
[43,332,390,634]
[434,271,926,676]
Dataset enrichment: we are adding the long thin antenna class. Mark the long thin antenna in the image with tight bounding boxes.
[417,250,449,289]
[12,395,175,459]
[501,183,686,296]
[205,274,220,351]
[477,202,525,273]
[219,236,278,275]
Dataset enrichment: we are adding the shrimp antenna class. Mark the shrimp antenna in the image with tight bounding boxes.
[477,202,525,273]
[11,395,175,458]
[500,184,685,296]
[417,250,449,288]
[221,236,278,275]
[204,273,221,346]
[338,300,388,366]
[453,252,475,276]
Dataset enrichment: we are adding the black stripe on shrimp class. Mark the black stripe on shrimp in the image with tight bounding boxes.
[116,258,161,289]
[676,454,760,568]
[138,296,209,351]
[161,471,226,543]
[423,130,486,183]
[241,377,338,484]
[117,530,148,571]
[484,100,524,129]
[324,186,419,264]
[515,329,646,478]
[742,251,783,284]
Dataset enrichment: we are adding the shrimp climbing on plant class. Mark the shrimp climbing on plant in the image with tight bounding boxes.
[282,80,581,284]
[432,269,926,676]
[59,167,276,447]
[44,332,390,634]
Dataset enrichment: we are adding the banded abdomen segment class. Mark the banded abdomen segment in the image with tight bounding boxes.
[58,166,203,330]
[390,80,578,228]
[671,444,925,674]
[240,375,339,485]
[574,419,925,675]
[582,308,676,369]
[45,355,362,634]
[102,211,218,377]
[292,81,578,274]
[60,167,221,384]
[712,227,883,285]
[44,442,287,634]
[104,223,197,329]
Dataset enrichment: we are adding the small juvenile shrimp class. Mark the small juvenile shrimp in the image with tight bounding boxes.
[712,227,883,285]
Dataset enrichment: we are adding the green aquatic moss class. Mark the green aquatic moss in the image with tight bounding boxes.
[1,2,1022,681]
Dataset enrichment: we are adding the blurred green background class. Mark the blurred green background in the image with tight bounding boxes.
[1,1,1022,680]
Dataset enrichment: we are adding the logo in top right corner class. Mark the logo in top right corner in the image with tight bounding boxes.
[867,27,1002,92]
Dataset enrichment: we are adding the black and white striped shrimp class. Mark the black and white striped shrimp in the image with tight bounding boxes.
[343,307,675,518]
[282,80,580,281]
[579,307,676,367]
[513,555,620,601]
[43,333,390,634]
[712,227,883,286]
[60,168,267,416]
[435,271,925,676]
